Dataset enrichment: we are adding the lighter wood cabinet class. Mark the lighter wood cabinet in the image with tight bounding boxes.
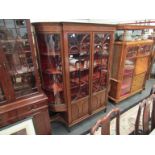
[33,22,115,127]
[109,39,153,103]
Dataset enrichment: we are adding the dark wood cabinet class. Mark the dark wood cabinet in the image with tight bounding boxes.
[33,22,115,127]
[109,24,154,103]
[0,19,51,134]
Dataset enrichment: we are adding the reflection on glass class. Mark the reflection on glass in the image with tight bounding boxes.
[120,47,137,96]
[68,33,90,101]
[15,19,26,27]
[0,84,5,103]
[36,33,64,104]
[19,28,28,39]
[138,45,152,56]
[0,19,37,98]
[5,19,15,28]
[93,33,110,92]
[0,19,4,26]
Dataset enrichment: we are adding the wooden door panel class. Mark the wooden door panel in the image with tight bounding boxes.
[92,90,106,112]
[131,73,145,92]
[71,97,89,122]
[135,57,149,75]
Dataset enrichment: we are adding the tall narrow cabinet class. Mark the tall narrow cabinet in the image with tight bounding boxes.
[0,19,51,134]
[33,22,115,127]
[109,24,154,103]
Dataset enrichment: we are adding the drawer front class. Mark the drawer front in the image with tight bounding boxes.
[0,110,17,127]
[17,101,47,116]
[131,73,145,92]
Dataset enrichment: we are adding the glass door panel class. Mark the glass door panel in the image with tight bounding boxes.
[120,46,137,96]
[93,33,111,93]
[68,33,90,101]
[36,33,64,104]
[0,19,37,98]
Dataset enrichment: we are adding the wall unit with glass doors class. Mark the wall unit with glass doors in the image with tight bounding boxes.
[0,19,51,134]
[109,24,154,103]
[33,22,115,127]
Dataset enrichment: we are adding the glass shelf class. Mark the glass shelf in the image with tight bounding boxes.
[0,19,37,98]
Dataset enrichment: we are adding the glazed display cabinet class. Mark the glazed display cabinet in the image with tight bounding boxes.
[0,19,51,134]
[33,22,115,127]
[109,24,154,103]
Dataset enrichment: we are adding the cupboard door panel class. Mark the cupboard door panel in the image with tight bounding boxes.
[0,19,37,99]
[92,33,111,93]
[68,33,90,101]
[71,97,89,122]
[135,57,149,75]
[92,90,106,112]
[120,46,138,96]
[131,73,145,92]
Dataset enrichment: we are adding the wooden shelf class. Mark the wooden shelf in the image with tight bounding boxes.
[41,52,60,56]
[43,69,62,75]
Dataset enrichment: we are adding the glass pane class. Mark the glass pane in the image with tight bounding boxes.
[0,19,37,98]
[68,33,90,101]
[4,19,15,28]
[93,33,110,92]
[121,46,137,96]
[0,19,4,26]
[0,84,5,103]
[19,28,28,39]
[138,45,152,56]
[36,33,64,104]
[15,19,26,27]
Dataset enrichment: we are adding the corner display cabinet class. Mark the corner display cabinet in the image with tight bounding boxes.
[109,24,155,103]
[33,22,115,127]
[0,19,51,134]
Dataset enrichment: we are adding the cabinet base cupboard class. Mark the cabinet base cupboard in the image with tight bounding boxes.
[0,19,51,134]
[33,22,115,127]
[109,24,154,103]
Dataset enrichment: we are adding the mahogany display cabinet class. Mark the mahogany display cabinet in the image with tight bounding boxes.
[0,19,51,134]
[33,22,115,127]
[109,24,155,103]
